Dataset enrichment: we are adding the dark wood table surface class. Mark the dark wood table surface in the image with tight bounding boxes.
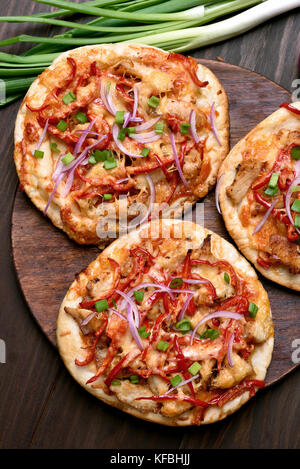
[0,0,299,450]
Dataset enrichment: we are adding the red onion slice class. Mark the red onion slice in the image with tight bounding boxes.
[210,102,222,147]
[123,112,131,129]
[127,303,144,351]
[128,174,155,228]
[130,131,161,144]
[116,289,141,328]
[189,110,200,144]
[170,133,190,189]
[227,333,235,367]
[81,311,96,327]
[132,84,139,121]
[116,177,129,185]
[165,373,200,395]
[178,293,194,321]
[170,277,210,286]
[252,198,278,235]
[100,81,116,116]
[134,117,160,133]
[74,118,97,156]
[109,308,127,321]
[36,119,49,151]
[190,311,243,345]
[285,161,300,234]
[112,123,144,158]
[43,172,64,215]
[215,173,224,215]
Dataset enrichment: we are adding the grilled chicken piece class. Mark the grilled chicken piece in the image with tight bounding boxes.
[183,338,223,361]
[148,375,169,396]
[267,234,300,274]
[211,353,253,389]
[65,307,103,334]
[112,381,159,413]
[160,399,192,418]
[227,159,265,204]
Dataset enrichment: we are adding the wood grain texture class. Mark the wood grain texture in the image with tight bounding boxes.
[0,0,300,450]
[12,59,296,389]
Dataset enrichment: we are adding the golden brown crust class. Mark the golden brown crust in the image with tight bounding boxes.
[14,44,229,245]
[218,102,300,291]
[57,219,273,426]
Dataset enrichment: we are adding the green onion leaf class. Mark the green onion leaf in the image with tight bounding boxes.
[118,128,126,141]
[111,379,121,386]
[264,186,278,197]
[147,96,160,109]
[57,119,68,132]
[291,146,300,160]
[62,91,75,105]
[95,299,109,312]
[180,122,190,135]
[268,172,279,188]
[75,112,88,124]
[188,362,201,376]
[129,374,139,384]
[294,214,300,229]
[155,122,164,134]
[138,326,150,339]
[103,193,113,201]
[34,149,44,159]
[170,375,181,387]
[224,272,230,284]
[200,329,220,340]
[291,186,300,193]
[104,158,117,170]
[115,110,125,125]
[141,147,150,157]
[61,152,74,165]
[134,290,144,302]
[127,127,136,136]
[50,142,60,153]
[175,319,191,334]
[157,340,170,352]
[292,199,300,213]
[248,302,258,318]
[170,277,183,289]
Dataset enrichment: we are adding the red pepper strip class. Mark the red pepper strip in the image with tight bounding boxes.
[130,247,155,265]
[207,380,265,408]
[217,319,233,371]
[150,312,168,346]
[280,102,300,116]
[168,53,209,88]
[104,353,129,387]
[257,256,271,270]
[217,295,249,315]
[253,191,290,226]
[135,394,210,407]
[75,315,108,367]
[115,84,134,111]
[80,258,121,309]
[55,57,77,96]
[252,147,291,190]
[173,336,195,397]
[127,157,176,175]
[180,252,196,316]
[191,258,239,291]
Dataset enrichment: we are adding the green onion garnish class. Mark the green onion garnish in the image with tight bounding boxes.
[248,302,258,318]
[95,299,109,312]
[138,326,150,339]
[112,299,117,309]
[61,152,74,165]
[103,194,113,201]
[169,277,183,289]
[34,149,44,158]
[180,122,190,135]
[155,122,164,134]
[50,142,60,153]
[175,319,191,334]
[147,96,160,109]
[294,215,300,229]
[141,147,150,157]
[291,146,300,160]
[292,199,300,213]
[129,375,139,384]
[111,379,122,386]
[75,112,88,124]
[170,375,181,387]
[291,186,300,193]
[56,120,68,132]
[268,172,279,188]
[264,186,278,197]
[134,290,144,302]
[115,110,125,126]
[157,340,170,352]
[224,272,230,284]
[127,127,136,136]
[188,362,201,376]
[118,128,126,141]
[104,158,117,170]
[200,329,220,340]
[62,91,75,105]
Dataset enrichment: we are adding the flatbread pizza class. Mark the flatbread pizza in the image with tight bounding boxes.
[14,43,229,245]
[57,220,273,426]
[218,102,300,291]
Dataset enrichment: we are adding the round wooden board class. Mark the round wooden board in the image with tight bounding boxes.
[11,59,299,387]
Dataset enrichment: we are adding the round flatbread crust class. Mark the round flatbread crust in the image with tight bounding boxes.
[218,102,300,291]
[14,43,229,245]
[57,219,273,426]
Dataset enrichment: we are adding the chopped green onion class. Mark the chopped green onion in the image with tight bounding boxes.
[188,362,201,376]
[129,374,139,384]
[88,154,97,165]
[292,199,300,213]
[170,375,181,387]
[50,142,60,153]
[180,122,190,135]
[141,147,150,157]
[57,119,68,132]
[112,299,117,309]
[115,110,125,125]
[169,277,183,289]
[200,329,220,340]
[268,172,279,188]
[175,319,191,334]
[118,128,126,141]
[103,193,113,201]
[61,152,74,164]
[155,122,164,134]
[291,186,300,193]
[104,158,117,170]
[138,326,150,339]
[291,146,300,160]
[94,149,109,162]
[224,272,230,284]
[95,299,109,312]
[34,149,44,158]
[75,112,88,124]
[127,127,136,136]
[134,290,144,302]
[111,379,122,386]
[248,302,258,318]
[147,96,160,109]
[157,340,170,352]
[62,91,76,105]
[264,186,278,197]
[294,215,300,229]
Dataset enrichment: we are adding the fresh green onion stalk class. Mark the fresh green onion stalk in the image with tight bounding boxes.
[0,0,298,107]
